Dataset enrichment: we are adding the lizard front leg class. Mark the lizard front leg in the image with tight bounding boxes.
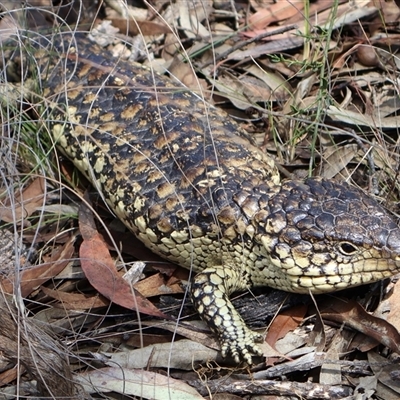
[191,266,263,364]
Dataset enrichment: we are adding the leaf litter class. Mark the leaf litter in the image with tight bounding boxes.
[0,0,400,398]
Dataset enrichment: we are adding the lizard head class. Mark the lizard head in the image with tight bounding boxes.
[259,177,400,294]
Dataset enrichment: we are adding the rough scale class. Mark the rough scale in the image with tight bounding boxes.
[8,32,400,363]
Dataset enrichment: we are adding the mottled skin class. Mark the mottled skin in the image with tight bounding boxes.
[10,32,400,363]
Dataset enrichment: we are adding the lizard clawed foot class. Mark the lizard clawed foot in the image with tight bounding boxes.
[219,326,264,364]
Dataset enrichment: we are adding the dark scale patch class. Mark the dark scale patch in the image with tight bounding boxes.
[311,241,329,253]
[315,212,334,229]
[301,226,325,242]
[348,200,369,217]
[286,210,308,225]
[322,198,348,215]
[296,216,315,230]
[306,178,328,196]
[308,204,323,217]
[291,241,313,257]
[281,227,302,244]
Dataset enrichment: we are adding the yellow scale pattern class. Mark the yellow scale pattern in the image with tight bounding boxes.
[10,32,400,363]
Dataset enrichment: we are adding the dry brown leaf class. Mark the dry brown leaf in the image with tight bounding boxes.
[245,64,291,101]
[109,18,171,36]
[177,1,212,39]
[103,339,218,370]
[320,299,400,354]
[378,0,400,23]
[248,1,304,30]
[309,298,327,353]
[386,280,400,331]
[124,333,172,348]
[141,320,220,352]
[0,365,21,387]
[0,236,75,297]
[33,307,99,335]
[285,0,346,25]
[327,105,400,128]
[168,60,208,94]
[78,195,168,319]
[40,285,109,310]
[368,351,400,395]
[133,273,184,297]
[266,305,307,348]
[248,0,275,12]
[77,366,204,398]
[350,331,382,353]
[319,338,342,386]
[320,144,359,179]
[212,70,283,109]
[0,177,45,224]
[242,0,375,48]
[212,72,254,109]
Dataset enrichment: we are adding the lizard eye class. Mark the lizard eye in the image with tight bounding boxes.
[338,242,359,256]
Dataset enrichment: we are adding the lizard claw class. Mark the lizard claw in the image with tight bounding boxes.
[219,326,263,364]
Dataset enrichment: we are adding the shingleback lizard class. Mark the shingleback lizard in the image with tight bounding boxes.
[7,32,400,364]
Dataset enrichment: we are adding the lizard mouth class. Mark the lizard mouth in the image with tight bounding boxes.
[285,266,399,295]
